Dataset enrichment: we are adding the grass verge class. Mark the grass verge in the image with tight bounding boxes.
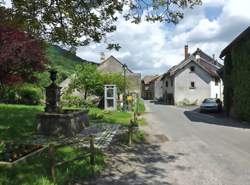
[0,104,44,141]
[0,146,105,185]
[89,108,132,126]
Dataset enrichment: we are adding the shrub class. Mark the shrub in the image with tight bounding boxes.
[0,87,18,103]
[0,142,6,154]
[61,95,91,108]
[17,85,42,105]
[89,112,104,120]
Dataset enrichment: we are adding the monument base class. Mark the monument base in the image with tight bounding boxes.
[37,109,89,137]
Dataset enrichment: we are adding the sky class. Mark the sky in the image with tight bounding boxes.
[76,0,250,76]
[3,0,250,76]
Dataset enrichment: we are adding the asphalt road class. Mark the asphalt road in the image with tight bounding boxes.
[143,100,250,185]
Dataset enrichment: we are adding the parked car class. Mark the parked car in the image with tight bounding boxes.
[200,98,222,113]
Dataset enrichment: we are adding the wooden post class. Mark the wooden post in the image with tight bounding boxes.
[48,144,56,182]
[128,120,133,146]
[134,111,137,123]
[90,135,95,166]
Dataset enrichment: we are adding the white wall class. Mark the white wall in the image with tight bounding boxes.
[174,62,212,105]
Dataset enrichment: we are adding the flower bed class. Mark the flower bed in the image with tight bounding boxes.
[0,143,43,163]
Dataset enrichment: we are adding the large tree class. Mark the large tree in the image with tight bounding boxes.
[0,0,201,49]
[68,64,103,100]
[0,25,46,96]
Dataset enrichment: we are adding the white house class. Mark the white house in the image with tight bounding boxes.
[161,46,223,105]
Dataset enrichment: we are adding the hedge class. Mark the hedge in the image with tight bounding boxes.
[224,35,250,121]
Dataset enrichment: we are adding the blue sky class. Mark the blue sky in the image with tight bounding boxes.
[76,0,250,76]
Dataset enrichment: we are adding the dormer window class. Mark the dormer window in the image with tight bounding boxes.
[190,66,195,72]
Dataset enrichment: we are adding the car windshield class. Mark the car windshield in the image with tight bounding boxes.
[203,99,216,103]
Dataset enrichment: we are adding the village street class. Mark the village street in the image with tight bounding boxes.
[142,100,250,185]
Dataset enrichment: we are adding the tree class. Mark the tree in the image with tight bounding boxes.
[0,0,201,49]
[101,73,125,94]
[0,25,47,97]
[68,64,102,100]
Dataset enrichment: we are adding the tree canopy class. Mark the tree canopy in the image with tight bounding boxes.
[68,63,127,99]
[0,0,201,49]
[68,64,103,99]
[0,25,46,88]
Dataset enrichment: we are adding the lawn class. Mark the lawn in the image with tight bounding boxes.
[0,104,44,141]
[89,107,133,125]
[0,146,105,185]
[0,104,109,185]
[0,103,136,184]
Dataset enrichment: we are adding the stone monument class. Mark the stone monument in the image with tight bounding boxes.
[37,70,89,137]
[45,70,61,113]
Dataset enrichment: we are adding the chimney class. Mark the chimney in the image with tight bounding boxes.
[100,52,105,63]
[184,45,189,60]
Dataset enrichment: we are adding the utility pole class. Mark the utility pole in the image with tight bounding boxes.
[123,64,127,112]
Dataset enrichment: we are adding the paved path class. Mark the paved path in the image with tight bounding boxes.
[142,101,250,185]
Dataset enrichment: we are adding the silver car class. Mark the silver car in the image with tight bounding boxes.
[200,98,222,113]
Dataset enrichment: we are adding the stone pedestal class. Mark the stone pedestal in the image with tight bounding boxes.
[37,110,89,137]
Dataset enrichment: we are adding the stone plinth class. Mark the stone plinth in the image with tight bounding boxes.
[37,110,89,137]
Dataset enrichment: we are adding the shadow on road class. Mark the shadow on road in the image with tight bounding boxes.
[184,109,250,129]
[84,139,179,185]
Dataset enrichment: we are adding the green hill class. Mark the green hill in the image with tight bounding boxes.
[36,45,98,87]
[47,45,97,78]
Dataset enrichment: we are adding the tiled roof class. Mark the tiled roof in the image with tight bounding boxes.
[161,48,223,80]
[142,75,159,84]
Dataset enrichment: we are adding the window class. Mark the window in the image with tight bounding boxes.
[190,81,195,89]
[165,81,168,87]
[171,79,174,86]
[190,66,195,72]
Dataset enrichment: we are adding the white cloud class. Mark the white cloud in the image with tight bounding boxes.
[202,0,226,6]
[76,0,250,76]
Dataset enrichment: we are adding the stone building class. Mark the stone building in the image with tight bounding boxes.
[98,55,141,95]
[161,46,223,105]
[141,75,160,100]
